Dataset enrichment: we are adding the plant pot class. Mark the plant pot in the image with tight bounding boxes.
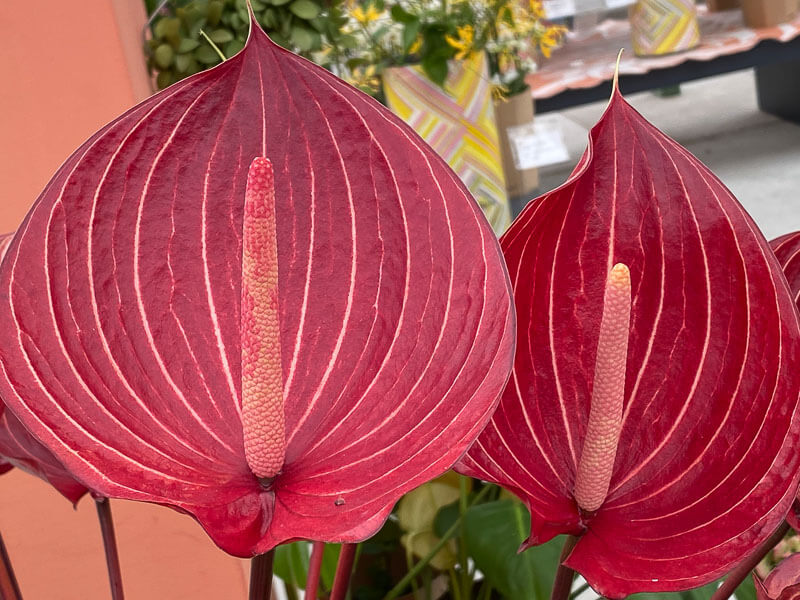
[706,0,740,12]
[494,90,540,201]
[629,0,700,56]
[382,53,512,234]
[741,0,798,27]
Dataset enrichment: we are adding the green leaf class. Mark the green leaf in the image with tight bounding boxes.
[289,0,321,20]
[421,55,448,87]
[207,0,224,25]
[321,544,341,591]
[195,44,222,64]
[390,4,416,23]
[274,542,310,590]
[177,38,201,53]
[463,500,562,600]
[224,39,245,57]
[402,20,421,53]
[175,53,193,72]
[154,44,174,69]
[289,25,318,51]
[736,577,757,600]
[208,28,235,44]
[269,0,294,6]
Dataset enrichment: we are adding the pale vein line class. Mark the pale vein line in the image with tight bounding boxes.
[135,92,236,453]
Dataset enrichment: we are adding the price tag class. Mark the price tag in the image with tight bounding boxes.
[506,115,571,170]
[542,0,577,18]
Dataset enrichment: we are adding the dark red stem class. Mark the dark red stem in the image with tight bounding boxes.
[0,531,21,600]
[712,519,791,600]
[329,543,357,600]
[305,541,326,599]
[249,550,275,600]
[550,535,578,600]
[95,498,124,600]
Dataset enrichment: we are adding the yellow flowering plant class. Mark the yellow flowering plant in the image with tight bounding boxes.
[333,0,562,92]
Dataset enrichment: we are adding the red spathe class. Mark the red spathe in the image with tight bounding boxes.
[0,25,515,556]
[459,89,800,597]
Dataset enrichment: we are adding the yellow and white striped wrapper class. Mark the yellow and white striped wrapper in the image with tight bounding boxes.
[383,53,512,235]
[630,0,701,56]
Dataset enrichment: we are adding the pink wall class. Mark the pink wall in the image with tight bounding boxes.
[0,2,249,597]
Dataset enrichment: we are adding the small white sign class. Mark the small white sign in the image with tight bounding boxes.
[542,0,577,18]
[507,115,571,170]
[605,0,636,9]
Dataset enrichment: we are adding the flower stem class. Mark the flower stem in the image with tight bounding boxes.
[711,520,790,600]
[95,498,124,600]
[305,541,325,599]
[249,550,275,600]
[330,543,357,600]
[0,531,22,600]
[550,535,578,600]
[383,484,494,600]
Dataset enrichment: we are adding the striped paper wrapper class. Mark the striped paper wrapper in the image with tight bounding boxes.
[630,0,701,55]
[383,53,512,234]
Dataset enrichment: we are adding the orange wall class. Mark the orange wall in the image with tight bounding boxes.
[0,2,249,598]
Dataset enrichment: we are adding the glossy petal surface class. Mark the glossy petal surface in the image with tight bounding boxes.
[0,231,88,503]
[459,90,800,597]
[0,26,514,557]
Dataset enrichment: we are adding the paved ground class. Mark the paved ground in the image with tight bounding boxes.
[534,69,800,241]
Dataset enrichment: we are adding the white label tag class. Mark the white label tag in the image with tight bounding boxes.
[542,0,577,18]
[507,115,571,170]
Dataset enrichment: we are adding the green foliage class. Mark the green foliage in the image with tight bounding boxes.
[273,541,341,595]
[463,499,562,600]
[144,0,346,89]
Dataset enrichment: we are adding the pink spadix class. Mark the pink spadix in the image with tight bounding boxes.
[573,263,630,513]
[241,158,285,481]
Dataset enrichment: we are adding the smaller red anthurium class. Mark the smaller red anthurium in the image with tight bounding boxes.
[0,18,515,557]
[755,554,800,600]
[459,85,800,598]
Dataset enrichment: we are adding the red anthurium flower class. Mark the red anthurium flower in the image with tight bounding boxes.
[458,87,800,598]
[0,22,515,557]
[755,554,800,600]
[0,408,89,505]
[771,231,800,535]
[0,232,89,504]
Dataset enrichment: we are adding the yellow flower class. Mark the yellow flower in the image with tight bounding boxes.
[350,3,382,24]
[539,25,565,58]
[445,24,475,60]
[491,84,510,101]
[529,0,546,18]
[409,35,423,55]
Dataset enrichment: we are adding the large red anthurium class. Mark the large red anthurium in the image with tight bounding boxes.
[458,85,800,598]
[0,22,515,556]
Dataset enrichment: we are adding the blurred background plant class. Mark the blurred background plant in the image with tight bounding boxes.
[334,0,565,96]
[144,0,355,89]
[143,0,564,96]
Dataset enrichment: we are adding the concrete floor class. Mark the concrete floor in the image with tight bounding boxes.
[534,69,800,241]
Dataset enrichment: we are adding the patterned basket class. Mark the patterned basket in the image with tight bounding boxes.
[382,53,512,234]
[630,0,701,55]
